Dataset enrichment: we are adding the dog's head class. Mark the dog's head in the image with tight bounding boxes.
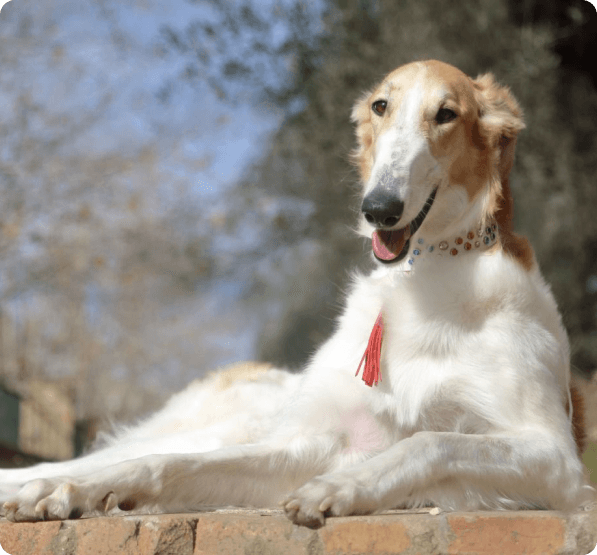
[351,60,525,265]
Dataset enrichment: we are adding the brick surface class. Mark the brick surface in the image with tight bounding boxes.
[192,511,316,555]
[321,518,412,554]
[447,513,565,555]
[0,508,595,555]
[0,520,63,555]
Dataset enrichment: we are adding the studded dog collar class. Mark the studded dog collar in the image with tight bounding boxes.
[406,221,499,267]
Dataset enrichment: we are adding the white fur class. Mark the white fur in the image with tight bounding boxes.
[367,79,440,221]
[1,62,594,526]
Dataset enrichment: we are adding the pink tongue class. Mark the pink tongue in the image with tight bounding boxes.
[372,228,410,261]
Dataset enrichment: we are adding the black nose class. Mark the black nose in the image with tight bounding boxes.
[361,190,405,228]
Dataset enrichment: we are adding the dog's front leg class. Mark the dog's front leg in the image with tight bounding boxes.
[283,430,594,526]
[3,440,333,522]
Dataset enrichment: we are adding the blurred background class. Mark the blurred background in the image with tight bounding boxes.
[0,0,596,472]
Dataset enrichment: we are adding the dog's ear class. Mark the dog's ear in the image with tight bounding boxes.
[473,73,525,186]
[474,73,533,269]
[350,90,374,182]
[473,73,525,141]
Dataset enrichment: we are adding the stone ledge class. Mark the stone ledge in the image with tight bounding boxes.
[0,508,596,555]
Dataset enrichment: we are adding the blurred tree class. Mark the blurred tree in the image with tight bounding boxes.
[0,0,244,422]
[159,0,323,108]
[504,0,597,377]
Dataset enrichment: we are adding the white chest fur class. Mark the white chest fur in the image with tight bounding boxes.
[322,248,572,441]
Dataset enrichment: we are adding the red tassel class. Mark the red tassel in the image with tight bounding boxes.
[356,311,384,387]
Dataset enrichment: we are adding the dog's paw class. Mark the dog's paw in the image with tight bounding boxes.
[2,478,137,522]
[0,483,22,511]
[282,474,374,528]
[3,478,71,522]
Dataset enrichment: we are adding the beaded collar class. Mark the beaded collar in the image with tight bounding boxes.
[406,221,499,267]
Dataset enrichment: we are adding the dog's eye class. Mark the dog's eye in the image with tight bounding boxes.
[435,108,457,124]
[372,100,387,116]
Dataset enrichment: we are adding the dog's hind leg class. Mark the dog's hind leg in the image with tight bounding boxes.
[0,366,300,509]
[0,425,257,508]
[3,434,341,522]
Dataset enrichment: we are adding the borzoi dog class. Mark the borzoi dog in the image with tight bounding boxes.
[1,60,593,527]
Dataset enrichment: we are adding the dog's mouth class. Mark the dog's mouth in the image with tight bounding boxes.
[371,188,437,264]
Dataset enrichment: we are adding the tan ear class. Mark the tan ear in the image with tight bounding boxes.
[350,90,374,182]
[473,73,525,141]
[473,73,525,218]
[474,74,533,269]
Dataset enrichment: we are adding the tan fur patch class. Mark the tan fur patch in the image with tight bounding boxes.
[211,361,273,391]
[422,63,492,202]
[567,385,586,456]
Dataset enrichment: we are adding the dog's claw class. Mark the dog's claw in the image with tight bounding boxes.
[284,499,300,511]
[318,496,333,513]
[102,491,117,512]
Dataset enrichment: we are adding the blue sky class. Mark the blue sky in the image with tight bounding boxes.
[0,0,288,185]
